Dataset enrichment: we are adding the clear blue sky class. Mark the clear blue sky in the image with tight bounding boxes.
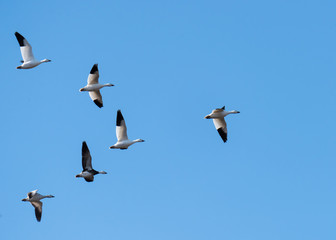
[1,0,336,239]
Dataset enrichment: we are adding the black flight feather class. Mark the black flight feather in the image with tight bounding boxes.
[35,207,42,222]
[15,32,25,46]
[93,99,103,108]
[116,110,124,126]
[90,64,98,74]
[217,128,227,142]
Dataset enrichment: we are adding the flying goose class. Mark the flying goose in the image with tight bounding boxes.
[22,189,54,222]
[76,141,107,182]
[204,106,240,143]
[109,110,144,150]
[14,32,51,69]
[79,64,114,108]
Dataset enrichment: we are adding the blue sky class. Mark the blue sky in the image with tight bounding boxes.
[1,0,336,239]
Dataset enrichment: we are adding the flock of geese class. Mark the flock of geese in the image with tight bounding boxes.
[15,31,240,222]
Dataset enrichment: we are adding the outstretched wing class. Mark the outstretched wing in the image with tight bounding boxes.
[213,118,227,143]
[82,141,93,170]
[89,90,103,108]
[15,32,35,62]
[116,110,128,141]
[31,201,42,222]
[87,64,99,85]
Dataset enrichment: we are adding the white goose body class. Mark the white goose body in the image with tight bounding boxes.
[206,110,237,118]
[19,60,50,69]
[15,32,51,69]
[111,139,144,149]
[79,64,114,108]
[110,110,144,150]
[205,106,240,143]
[80,83,113,92]
[22,190,54,222]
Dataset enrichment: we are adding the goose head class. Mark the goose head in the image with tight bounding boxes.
[21,198,28,202]
[204,115,211,119]
[75,174,82,178]
[135,139,145,143]
[79,87,86,92]
[105,83,114,87]
[16,66,22,69]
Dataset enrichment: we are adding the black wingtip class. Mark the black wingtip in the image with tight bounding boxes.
[116,110,124,126]
[82,141,88,151]
[93,99,103,108]
[90,64,98,74]
[217,128,227,143]
[15,32,25,46]
[35,208,42,222]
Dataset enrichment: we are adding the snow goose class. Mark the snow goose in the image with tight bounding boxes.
[79,64,114,108]
[109,110,145,150]
[204,106,240,143]
[21,189,54,222]
[15,32,51,69]
[76,141,107,182]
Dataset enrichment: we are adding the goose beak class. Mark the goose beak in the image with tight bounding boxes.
[75,174,80,178]
[16,66,22,69]
[204,115,211,119]
[79,88,84,92]
[21,198,27,201]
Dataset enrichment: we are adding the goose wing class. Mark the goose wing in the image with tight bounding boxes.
[82,141,93,170]
[213,118,227,142]
[84,175,94,182]
[15,32,35,62]
[116,110,128,141]
[31,201,42,222]
[87,64,99,85]
[89,91,103,108]
[213,106,225,114]
[27,189,38,199]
